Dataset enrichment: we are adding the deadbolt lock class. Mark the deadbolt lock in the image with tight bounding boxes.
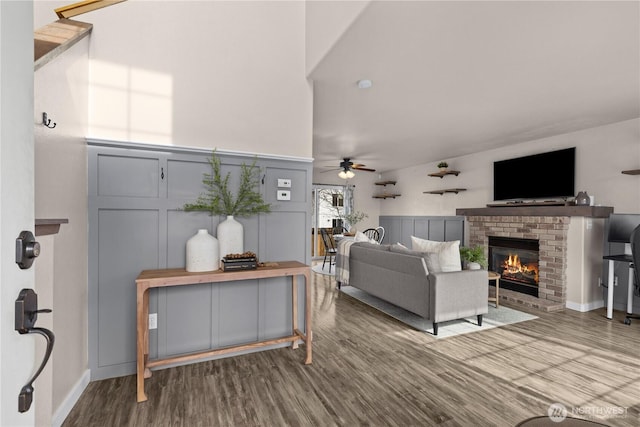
[16,231,40,270]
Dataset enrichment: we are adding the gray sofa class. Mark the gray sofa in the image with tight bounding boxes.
[344,242,489,335]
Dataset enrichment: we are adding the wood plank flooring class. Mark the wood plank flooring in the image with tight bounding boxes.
[63,269,640,426]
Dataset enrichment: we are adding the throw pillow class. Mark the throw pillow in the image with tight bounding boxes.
[410,236,461,272]
[389,244,430,275]
[422,252,442,273]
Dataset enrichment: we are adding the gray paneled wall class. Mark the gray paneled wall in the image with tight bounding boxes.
[379,216,465,246]
[88,142,312,380]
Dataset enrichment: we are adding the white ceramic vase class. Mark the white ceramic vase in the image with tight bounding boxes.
[217,215,243,257]
[186,229,219,272]
[467,262,481,270]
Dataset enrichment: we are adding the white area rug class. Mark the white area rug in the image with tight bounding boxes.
[340,286,538,338]
[312,263,335,276]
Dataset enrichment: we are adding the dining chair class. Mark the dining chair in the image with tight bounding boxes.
[375,226,385,243]
[362,228,380,242]
[320,228,337,272]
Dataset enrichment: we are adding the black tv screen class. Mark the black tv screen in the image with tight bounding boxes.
[493,147,575,201]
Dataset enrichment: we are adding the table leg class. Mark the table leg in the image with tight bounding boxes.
[291,275,299,350]
[607,260,614,320]
[304,271,312,365]
[495,278,500,308]
[136,286,149,402]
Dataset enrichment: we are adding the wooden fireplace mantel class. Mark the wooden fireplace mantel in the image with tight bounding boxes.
[456,205,613,218]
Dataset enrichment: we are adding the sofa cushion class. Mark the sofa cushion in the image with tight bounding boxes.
[389,244,441,274]
[389,243,418,255]
[353,241,389,251]
[410,236,461,272]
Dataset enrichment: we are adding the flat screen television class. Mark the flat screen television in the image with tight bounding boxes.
[493,147,575,201]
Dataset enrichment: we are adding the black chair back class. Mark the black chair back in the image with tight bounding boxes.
[320,228,336,251]
[632,224,640,285]
[362,228,380,242]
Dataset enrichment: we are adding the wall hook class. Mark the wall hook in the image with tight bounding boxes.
[42,112,56,129]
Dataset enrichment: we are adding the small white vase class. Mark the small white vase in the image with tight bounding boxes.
[186,229,219,272]
[217,215,243,257]
[467,262,481,270]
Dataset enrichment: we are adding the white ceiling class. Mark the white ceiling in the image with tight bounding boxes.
[310,1,640,174]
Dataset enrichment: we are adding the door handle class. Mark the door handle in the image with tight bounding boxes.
[15,289,55,413]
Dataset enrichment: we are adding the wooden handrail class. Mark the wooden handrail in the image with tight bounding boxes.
[55,0,126,19]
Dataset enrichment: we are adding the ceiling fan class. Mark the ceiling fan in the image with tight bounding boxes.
[332,158,376,179]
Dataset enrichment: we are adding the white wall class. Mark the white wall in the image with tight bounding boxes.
[379,119,640,216]
[305,0,370,74]
[80,0,312,158]
[34,34,89,424]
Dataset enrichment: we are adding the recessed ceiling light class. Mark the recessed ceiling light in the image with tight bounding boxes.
[357,79,373,89]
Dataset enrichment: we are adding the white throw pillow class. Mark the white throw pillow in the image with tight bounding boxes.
[410,236,461,272]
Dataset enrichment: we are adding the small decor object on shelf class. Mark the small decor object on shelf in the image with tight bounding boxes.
[218,215,244,258]
[575,190,590,206]
[221,251,258,271]
[459,245,487,270]
[183,150,271,257]
[437,161,448,171]
[186,229,219,272]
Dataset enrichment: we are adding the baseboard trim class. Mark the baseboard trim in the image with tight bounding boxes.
[566,300,605,312]
[52,369,90,427]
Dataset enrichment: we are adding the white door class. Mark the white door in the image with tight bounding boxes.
[0,1,37,425]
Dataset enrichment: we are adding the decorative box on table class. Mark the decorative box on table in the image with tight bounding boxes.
[221,252,258,271]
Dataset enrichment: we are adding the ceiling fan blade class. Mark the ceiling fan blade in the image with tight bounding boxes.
[352,166,376,172]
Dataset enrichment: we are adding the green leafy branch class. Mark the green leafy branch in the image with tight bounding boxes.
[183,150,271,217]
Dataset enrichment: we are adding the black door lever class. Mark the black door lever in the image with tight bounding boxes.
[15,289,55,413]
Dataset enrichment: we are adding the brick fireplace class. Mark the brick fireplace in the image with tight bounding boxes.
[458,205,614,312]
[467,215,569,310]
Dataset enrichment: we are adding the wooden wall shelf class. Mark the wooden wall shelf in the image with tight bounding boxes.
[373,194,401,199]
[424,189,466,195]
[622,169,640,175]
[428,170,460,178]
[35,218,69,236]
[375,181,397,186]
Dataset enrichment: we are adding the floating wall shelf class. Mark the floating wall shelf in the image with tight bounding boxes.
[375,181,397,186]
[424,189,467,195]
[621,169,640,175]
[428,170,460,178]
[373,194,401,199]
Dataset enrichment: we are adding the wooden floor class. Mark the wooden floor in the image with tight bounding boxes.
[63,269,640,427]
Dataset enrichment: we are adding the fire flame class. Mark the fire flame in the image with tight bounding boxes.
[502,254,539,283]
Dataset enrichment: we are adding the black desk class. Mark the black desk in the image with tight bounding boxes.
[603,254,635,319]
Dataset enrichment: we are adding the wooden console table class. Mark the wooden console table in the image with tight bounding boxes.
[135,261,312,402]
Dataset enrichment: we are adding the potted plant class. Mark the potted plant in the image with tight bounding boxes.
[437,161,448,171]
[342,210,368,233]
[183,150,271,258]
[459,245,487,270]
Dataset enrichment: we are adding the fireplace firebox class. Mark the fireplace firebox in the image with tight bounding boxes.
[488,236,540,298]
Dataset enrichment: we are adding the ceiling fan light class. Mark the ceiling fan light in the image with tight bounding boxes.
[338,170,355,179]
